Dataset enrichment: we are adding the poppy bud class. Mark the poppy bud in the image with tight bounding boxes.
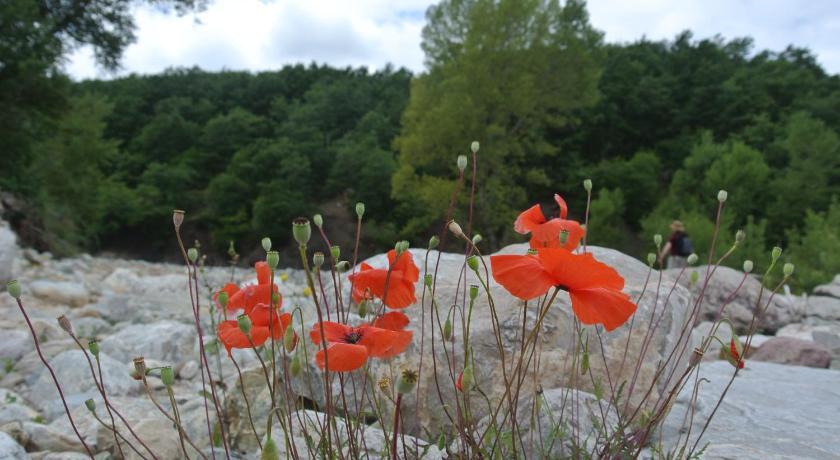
[160,366,175,387]
[424,274,433,288]
[717,190,728,203]
[336,261,350,273]
[188,248,198,263]
[472,234,482,245]
[743,260,754,273]
[470,141,480,153]
[735,230,746,244]
[313,214,323,228]
[457,155,468,172]
[395,240,409,256]
[469,284,479,301]
[355,202,365,219]
[783,263,795,277]
[358,300,368,318]
[237,314,252,335]
[330,245,340,260]
[689,347,704,367]
[467,255,479,272]
[266,250,279,269]
[397,368,418,395]
[687,253,698,265]
[448,220,464,238]
[653,234,662,248]
[428,235,439,249]
[583,179,592,192]
[57,315,73,335]
[261,237,272,252]
[725,337,745,369]
[313,252,324,268]
[690,270,699,286]
[460,365,474,392]
[437,434,446,451]
[283,326,297,352]
[88,339,100,357]
[290,352,302,377]
[133,357,147,377]
[173,210,185,230]
[771,246,782,262]
[228,240,237,258]
[559,230,570,246]
[6,280,21,299]
[85,399,96,413]
[260,437,280,460]
[292,218,311,246]
[217,290,229,308]
[647,253,656,267]
[443,315,452,341]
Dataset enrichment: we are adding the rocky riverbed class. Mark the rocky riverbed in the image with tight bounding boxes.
[1,219,840,459]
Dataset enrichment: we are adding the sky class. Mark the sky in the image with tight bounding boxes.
[66,0,840,80]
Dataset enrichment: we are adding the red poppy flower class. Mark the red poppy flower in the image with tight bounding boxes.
[223,262,281,315]
[490,247,636,331]
[349,250,419,309]
[372,312,413,358]
[515,194,585,250]
[310,320,411,372]
[217,306,292,355]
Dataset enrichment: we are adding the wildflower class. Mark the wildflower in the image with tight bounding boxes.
[397,368,419,394]
[514,194,585,250]
[309,320,411,372]
[726,337,745,369]
[372,311,413,358]
[349,249,419,309]
[216,262,281,315]
[490,247,636,331]
[217,303,292,355]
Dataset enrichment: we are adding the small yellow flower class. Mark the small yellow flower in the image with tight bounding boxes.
[280,273,289,282]
[303,287,312,297]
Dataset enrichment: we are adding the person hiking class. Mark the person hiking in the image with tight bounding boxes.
[659,220,692,269]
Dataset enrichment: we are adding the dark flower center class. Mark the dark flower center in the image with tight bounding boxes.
[344,331,362,344]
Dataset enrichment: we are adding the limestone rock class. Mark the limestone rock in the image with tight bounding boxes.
[30,280,90,307]
[100,321,197,366]
[0,220,19,286]
[750,337,831,368]
[0,331,30,362]
[813,275,840,298]
[0,432,26,460]
[805,295,840,321]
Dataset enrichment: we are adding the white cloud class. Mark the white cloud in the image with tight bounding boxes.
[65,0,840,80]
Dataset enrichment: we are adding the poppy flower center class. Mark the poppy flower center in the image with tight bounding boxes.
[344,331,363,344]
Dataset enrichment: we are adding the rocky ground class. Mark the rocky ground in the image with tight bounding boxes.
[1,218,840,459]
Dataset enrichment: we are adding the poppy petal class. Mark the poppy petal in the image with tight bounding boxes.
[357,326,400,357]
[537,248,624,291]
[310,322,352,345]
[388,250,420,282]
[529,218,585,250]
[373,311,410,331]
[514,204,547,235]
[214,283,240,310]
[569,287,637,332]
[490,254,555,300]
[218,321,252,354]
[315,343,368,372]
[256,261,271,285]
[349,268,417,308]
[554,194,569,220]
[379,330,412,358]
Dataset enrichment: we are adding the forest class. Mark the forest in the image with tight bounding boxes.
[2,0,839,291]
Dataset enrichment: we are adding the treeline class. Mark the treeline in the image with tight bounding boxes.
[4,0,840,290]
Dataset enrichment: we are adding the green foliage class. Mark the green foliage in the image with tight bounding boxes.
[786,201,840,291]
[587,188,627,249]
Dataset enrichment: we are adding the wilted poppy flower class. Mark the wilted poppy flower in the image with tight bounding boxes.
[349,250,419,309]
[490,248,636,331]
[727,337,745,369]
[220,261,281,315]
[217,304,292,355]
[515,194,585,250]
[310,320,411,372]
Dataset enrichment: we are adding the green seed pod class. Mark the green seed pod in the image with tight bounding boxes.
[690,270,699,286]
[424,274,433,288]
[470,141,480,153]
[217,290,229,308]
[88,340,100,357]
[237,314,252,335]
[292,218,311,246]
[6,280,21,299]
[735,230,746,244]
[783,263,795,277]
[743,260,754,273]
[443,315,452,341]
[336,261,350,273]
[460,365,474,391]
[466,255,479,272]
[653,234,662,248]
[290,352,302,377]
[437,434,446,451]
[583,179,592,192]
[283,325,297,353]
[85,399,96,412]
[687,253,698,265]
[261,237,272,252]
[647,253,656,267]
[227,240,237,258]
[457,155,468,172]
[559,230,569,245]
[397,369,418,395]
[717,190,728,203]
[187,248,198,263]
[358,300,368,318]
[771,246,783,262]
[330,245,340,261]
[448,220,463,237]
[160,366,175,387]
[313,252,324,268]
[395,240,409,255]
[428,235,439,250]
[313,214,323,228]
[469,284,479,301]
[472,234,482,245]
[266,251,279,269]
[260,437,280,460]
[355,202,365,219]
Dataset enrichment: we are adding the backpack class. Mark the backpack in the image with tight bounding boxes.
[679,236,694,256]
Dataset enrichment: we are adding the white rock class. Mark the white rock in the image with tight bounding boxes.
[0,431,26,459]
[101,321,197,365]
[0,330,30,362]
[805,295,840,321]
[813,275,840,298]
[30,280,90,307]
[0,220,19,286]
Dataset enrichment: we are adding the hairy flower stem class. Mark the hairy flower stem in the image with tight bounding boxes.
[14,298,94,458]
[390,394,403,460]
[95,354,126,459]
[140,373,208,458]
[90,411,149,459]
[230,355,261,449]
[166,386,190,459]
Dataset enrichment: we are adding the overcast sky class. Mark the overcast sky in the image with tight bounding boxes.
[66,0,840,80]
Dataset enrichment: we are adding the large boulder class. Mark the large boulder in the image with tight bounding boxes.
[813,275,840,298]
[261,244,691,438]
[0,220,19,286]
[804,295,840,321]
[0,432,27,460]
[750,337,832,368]
[29,280,90,307]
[100,321,198,366]
[666,265,803,333]
[660,361,840,459]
